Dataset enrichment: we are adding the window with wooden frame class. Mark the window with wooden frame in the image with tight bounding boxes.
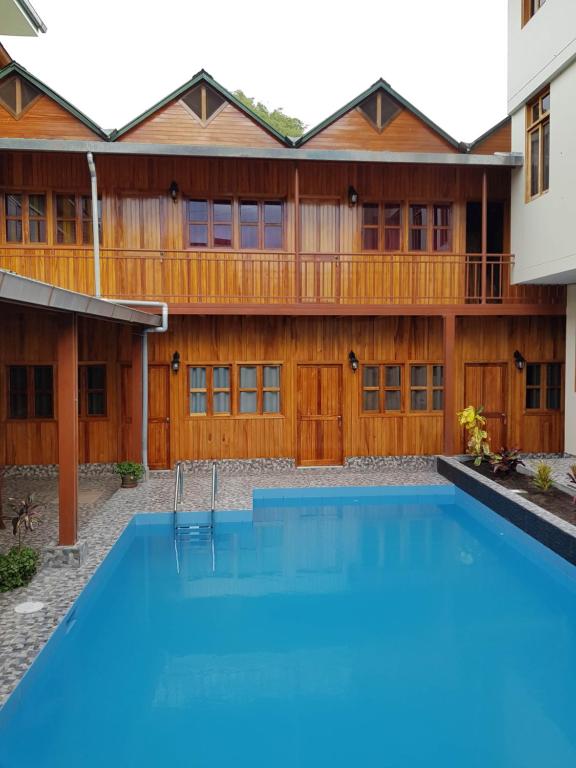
[55,194,102,245]
[522,0,546,25]
[181,84,226,125]
[8,365,54,419]
[186,199,233,248]
[409,364,444,411]
[525,362,562,411]
[79,365,107,417]
[4,193,47,243]
[361,203,402,251]
[361,365,402,413]
[0,75,41,119]
[527,89,550,199]
[189,365,231,415]
[239,200,283,249]
[238,365,281,414]
[408,203,452,252]
[187,364,281,416]
[358,91,401,132]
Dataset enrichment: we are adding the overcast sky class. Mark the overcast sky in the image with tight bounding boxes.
[2,0,508,141]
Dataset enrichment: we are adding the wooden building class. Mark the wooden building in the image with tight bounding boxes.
[0,62,566,470]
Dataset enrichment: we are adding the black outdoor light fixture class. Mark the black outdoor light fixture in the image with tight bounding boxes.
[513,350,526,371]
[348,350,359,372]
[348,185,359,207]
[171,351,181,373]
[169,180,179,203]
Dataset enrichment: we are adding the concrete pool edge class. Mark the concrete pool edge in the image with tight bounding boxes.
[437,456,576,566]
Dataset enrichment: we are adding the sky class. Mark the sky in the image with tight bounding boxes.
[2,0,508,142]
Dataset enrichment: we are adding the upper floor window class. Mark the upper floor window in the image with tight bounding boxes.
[5,193,46,243]
[187,199,233,248]
[527,89,550,199]
[79,364,107,417]
[409,203,452,252]
[181,84,225,125]
[358,91,401,132]
[361,203,401,251]
[526,362,562,411]
[0,75,41,119]
[523,0,546,25]
[186,199,284,250]
[239,201,283,249]
[56,194,102,245]
[8,365,54,420]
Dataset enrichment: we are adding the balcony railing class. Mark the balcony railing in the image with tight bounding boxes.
[0,248,565,307]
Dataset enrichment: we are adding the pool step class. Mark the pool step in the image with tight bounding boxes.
[175,523,213,542]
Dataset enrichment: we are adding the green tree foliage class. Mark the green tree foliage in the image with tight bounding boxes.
[233,90,306,138]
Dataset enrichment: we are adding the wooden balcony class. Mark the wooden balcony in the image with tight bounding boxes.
[0,247,565,315]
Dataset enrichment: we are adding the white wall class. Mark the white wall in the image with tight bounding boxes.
[508,0,576,114]
[511,64,576,284]
[565,286,576,455]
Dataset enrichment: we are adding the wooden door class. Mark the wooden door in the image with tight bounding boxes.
[464,364,507,451]
[297,364,343,466]
[148,364,170,469]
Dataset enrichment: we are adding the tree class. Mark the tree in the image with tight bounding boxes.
[233,90,306,138]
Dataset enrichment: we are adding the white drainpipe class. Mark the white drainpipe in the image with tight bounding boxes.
[86,153,101,297]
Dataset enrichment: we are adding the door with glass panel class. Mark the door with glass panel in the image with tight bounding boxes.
[297,364,343,466]
[148,364,170,470]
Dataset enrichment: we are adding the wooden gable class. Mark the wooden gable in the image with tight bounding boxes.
[470,119,511,155]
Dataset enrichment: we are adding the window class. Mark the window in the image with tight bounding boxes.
[186,199,233,248]
[79,365,106,417]
[526,363,562,410]
[238,365,281,414]
[181,84,225,124]
[527,89,550,199]
[408,204,453,252]
[361,203,402,251]
[0,75,41,118]
[189,365,231,415]
[55,194,102,245]
[239,201,283,249]
[8,365,53,419]
[188,364,281,416]
[409,365,444,411]
[361,365,402,413]
[358,91,401,131]
[4,193,47,243]
[523,0,546,24]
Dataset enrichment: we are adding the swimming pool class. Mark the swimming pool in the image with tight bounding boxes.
[1,485,576,767]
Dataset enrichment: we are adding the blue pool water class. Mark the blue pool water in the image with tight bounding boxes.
[2,485,576,767]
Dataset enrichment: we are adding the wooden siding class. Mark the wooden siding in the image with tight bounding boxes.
[305,107,458,152]
[472,120,512,155]
[118,100,283,147]
[0,96,102,140]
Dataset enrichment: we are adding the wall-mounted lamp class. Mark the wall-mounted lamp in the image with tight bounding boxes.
[169,180,179,203]
[171,351,181,373]
[513,350,526,371]
[348,185,358,207]
[348,350,359,372]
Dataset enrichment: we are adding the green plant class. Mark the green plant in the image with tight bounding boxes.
[489,448,525,475]
[532,462,554,492]
[457,405,491,465]
[0,546,40,592]
[567,464,576,503]
[114,461,144,481]
[9,493,44,547]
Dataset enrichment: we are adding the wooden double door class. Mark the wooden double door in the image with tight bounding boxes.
[297,364,343,466]
[464,363,508,451]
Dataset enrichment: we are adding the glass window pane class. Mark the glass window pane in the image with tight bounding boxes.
[56,195,76,218]
[384,204,401,227]
[432,390,444,411]
[239,391,257,413]
[183,86,202,119]
[240,366,257,388]
[34,366,53,392]
[263,366,280,387]
[547,363,561,387]
[541,93,550,113]
[29,220,46,243]
[263,391,280,413]
[432,365,444,386]
[213,201,232,222]
[10,365,27,390]
[385,390,401,411]
[57,220,76,244]
[9,392,27,419]
[531,103,540,123]
[6,219,22,242]
[264,202,282,224]
[205,86,224,119]
[188,200,208,221]
[362,204,379,226]
[240,202,258,223]
[213,224,232,247]
[190,392,207,414]
[433,229,451,252]
[87,365,106,389]
[363,366,379,387]
[546,388,561,410]
[530,130,540,196]
[29,194,46,217]
[362,228,379,250]
[213,392,230,413]
[20,79,39,110]
[87,392,105,416]
[411,365,427,387]
[526,364,541,386]
[411,390,428,411]
[359,93,378,125]
[6,193,22,217]
[409,205,427,227]
[189,367,206,389]
[189,224,208,247]
[434,205,451,227]
[213,366,230,388]
[0,76,17,112]
[384,228,400,251]
[385,366,401,387]
[363,390,379,412]
[9,366,27,419]
[409,229,427,251]
[264,226,282,249]
[543,121,550,192]
[34,393,53,418]
[526,389,540,409]
[240,226,259,249]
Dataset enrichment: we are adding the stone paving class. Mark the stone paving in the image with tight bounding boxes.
[0,460,448,707]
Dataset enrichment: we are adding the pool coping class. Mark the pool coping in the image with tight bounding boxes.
[437,456,576,566]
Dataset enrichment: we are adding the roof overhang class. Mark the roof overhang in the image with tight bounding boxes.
[0,0,47,35]
[0,269,162,327]
[0,138,524,167]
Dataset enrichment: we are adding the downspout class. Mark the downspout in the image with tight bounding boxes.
[86,152,101,298]
[106,300,168,480]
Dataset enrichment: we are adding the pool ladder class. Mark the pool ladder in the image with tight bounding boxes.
[173,461,216,574]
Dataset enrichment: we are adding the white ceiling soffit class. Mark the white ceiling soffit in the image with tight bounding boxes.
[0,0,47,36]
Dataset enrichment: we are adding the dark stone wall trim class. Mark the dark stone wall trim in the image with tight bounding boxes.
[437,456,576,566]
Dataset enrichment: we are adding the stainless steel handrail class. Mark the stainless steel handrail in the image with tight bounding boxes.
[210,462,217,516]
[173,461,184,574]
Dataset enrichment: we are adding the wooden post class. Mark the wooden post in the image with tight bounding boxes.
[294,162,301,303]
[57,313,78,546]
[130,332,143,463]
[443,313,456,455]
[481,170,488,304]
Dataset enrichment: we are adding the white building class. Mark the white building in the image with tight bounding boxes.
[509,0,576,453]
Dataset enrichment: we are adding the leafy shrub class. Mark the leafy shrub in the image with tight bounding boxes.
[457,405,491,465]
[532,462,554,492]
[114,462,144,480]
[0,547,40,592]
[567,464,576,504]
[489,448,525,475]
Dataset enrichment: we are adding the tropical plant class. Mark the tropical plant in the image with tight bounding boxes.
[489,448,525,475]
[0,464,5,530]
[0,547,40,592]
[114,461,144,481]
[457,405,491,465]
[532,462,554,492]
[232,89,306,137]
[9,493,44,547]
[566,464,576,503]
